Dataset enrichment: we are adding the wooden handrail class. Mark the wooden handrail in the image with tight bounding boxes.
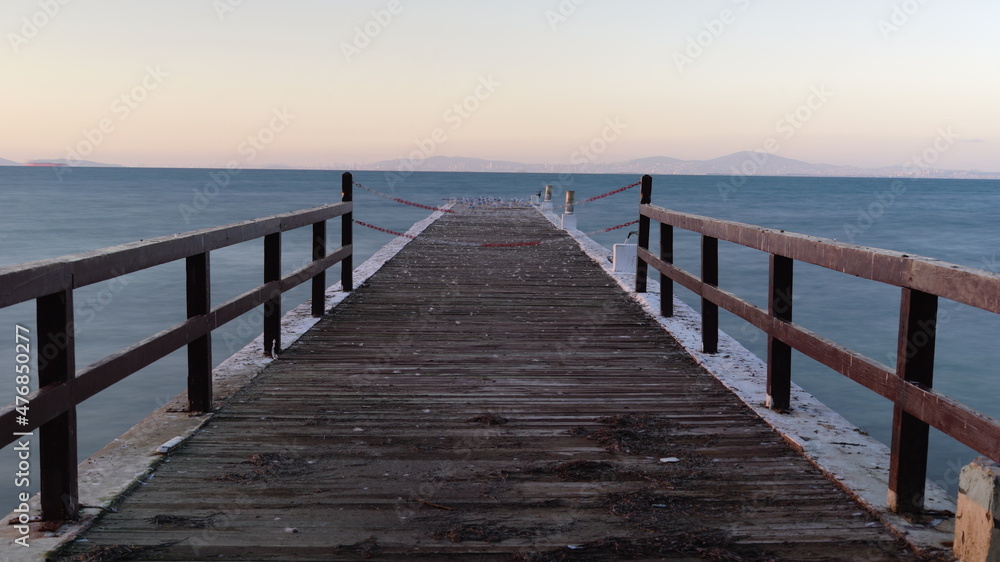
[0,172,356,521]
[634,174,1000,515]
[0,204,350,309]
[638,203,1000,314]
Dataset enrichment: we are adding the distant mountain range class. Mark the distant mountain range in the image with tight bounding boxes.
[0,158,122,167]
[361,153,1000,180]
[2,153,997,179]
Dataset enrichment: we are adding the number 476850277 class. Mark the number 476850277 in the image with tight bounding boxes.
[14,326,31,423]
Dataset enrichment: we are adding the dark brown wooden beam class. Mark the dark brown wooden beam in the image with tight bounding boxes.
[36,290,79,521]
[889,288,937,514]
[635,175,652,293]
[186,253,212,412]
[341,173,354,292]
[701,236,719,354]
[660,222,673,317]
[264,233,282,356]
[312,220,327,317]
[767,255,793,412]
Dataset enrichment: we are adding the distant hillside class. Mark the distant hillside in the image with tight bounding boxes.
[29,158,123,168]
[0,157,23,166]
[366,156,544,173]
[357,152,1000,180]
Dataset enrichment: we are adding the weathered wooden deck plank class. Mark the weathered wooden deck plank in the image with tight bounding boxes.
[58,208,926,561]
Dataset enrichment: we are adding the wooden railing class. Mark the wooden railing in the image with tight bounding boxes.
[0,172,356,521]
[634,174,1000,514]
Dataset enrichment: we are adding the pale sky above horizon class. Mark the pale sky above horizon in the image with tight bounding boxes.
[3,0,999,171]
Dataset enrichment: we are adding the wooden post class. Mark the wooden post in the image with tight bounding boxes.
[660,222,673,317]
[766,255,793,412]
[564,191,575,215]
[635,175,652,293]
[312,220,327,317]
[341,173,354,292]
[888,288,938,514]
[264,233,281,356]
[701,236,719,354]
[186,253,212,412]
[37,290,79,521]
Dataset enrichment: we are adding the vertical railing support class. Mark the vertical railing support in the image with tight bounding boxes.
[660,220,673,317]
[37,290,79,521]
[701,236,719,354]
[264,233,281,356]
[889,288,938,514]
[635,175,653,293]
[312,219,327,317]
[341,172,354,293]
[766,255,793,412]
[186,253,212,412]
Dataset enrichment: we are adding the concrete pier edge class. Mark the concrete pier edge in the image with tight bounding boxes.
[541,207,956,557]
[0,205,454,560]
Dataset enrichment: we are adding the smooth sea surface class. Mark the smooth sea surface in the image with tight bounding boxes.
[1,167,998,515]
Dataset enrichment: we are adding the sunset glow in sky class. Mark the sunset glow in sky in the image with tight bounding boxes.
[3,0,999,170]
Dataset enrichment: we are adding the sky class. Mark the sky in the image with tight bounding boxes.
[2,0,999,171]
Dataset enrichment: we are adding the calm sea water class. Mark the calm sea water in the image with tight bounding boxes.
[0,167,997,514]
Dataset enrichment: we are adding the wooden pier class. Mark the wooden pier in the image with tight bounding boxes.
[54,207,922,561]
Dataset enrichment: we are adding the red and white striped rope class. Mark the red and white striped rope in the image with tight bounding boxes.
[356,180,639,214]
[591,220,639,234]
[576,181,642,206]
[355,182,455,214]
[353,220,539,247]
[353,219,638,247]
